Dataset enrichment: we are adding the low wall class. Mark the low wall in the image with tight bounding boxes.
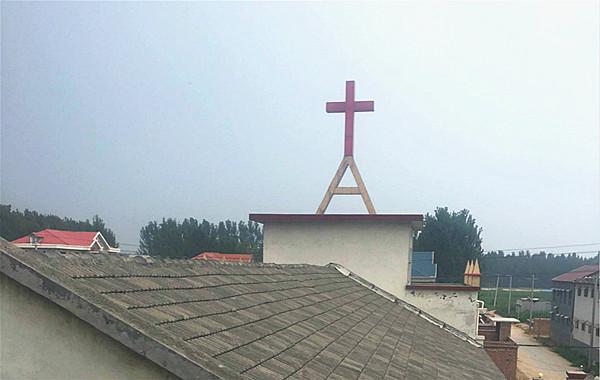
[531,318,551,337]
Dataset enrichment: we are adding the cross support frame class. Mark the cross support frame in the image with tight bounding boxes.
[316,156,376,215]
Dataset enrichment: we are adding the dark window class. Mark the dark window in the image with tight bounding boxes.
[575,320,579,328]
[581,323,586,331]
[577,287,582,296]
[596,328,599,337]
[591,288,595,298]
[584,288,589,297]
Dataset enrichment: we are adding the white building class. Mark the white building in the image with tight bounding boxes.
[250,213,482,338]
[572,275,599,350]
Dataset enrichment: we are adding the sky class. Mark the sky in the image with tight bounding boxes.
[1,1,599,255]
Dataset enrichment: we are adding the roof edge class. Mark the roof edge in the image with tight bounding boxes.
[327,263,483,348]
[249,213,424,228]
[0,242,229,380]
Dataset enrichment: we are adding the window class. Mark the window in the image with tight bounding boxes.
[575,320,579,329]
[584,287,589,297]
[596,328,599,337]
[592,288,595,298]
[581,323,586,331]
[589,325,593,334]
[577,287,582,296]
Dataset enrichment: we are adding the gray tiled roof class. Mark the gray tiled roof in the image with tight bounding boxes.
[0,239,503,380]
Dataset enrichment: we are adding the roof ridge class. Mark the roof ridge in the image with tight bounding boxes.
[327,262,482,347]
[43,229,69,244]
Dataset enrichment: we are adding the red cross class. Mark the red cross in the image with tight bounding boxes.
[326,80,374,157]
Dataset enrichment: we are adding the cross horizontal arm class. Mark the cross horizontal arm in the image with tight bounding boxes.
[354,101,374,112]
[326,101,375,113]
[326,102,345,113]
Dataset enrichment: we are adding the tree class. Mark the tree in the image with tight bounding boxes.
[414,207,483,283]
[138,217,263,260]
[0,204,118,246]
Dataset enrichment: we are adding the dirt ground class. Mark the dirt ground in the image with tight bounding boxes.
[511,323,579,380]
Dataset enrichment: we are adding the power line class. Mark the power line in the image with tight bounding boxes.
[486,242,600,252]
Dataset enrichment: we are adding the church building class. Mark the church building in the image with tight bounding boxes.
[251,80,482,339]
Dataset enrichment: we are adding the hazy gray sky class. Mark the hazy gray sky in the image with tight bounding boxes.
[2,2,599,255]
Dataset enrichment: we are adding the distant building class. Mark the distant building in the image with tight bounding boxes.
[11,229,119,254]
[515,297,551,314]
[572,274,599,352]
[192,252,253,263]
[550,265,599,347]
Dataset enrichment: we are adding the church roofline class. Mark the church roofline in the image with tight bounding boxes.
[249,213,423,227]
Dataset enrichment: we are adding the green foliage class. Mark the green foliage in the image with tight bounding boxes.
[414,207,483,283]
[138,217,263,260]
[480,251,598,288]
[0,204,118,247]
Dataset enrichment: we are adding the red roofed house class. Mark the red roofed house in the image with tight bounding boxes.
[551,265,599,347]
[192,252,253,263]
[11,229,120,254]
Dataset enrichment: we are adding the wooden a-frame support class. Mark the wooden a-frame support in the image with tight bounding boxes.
[316,156,376,214]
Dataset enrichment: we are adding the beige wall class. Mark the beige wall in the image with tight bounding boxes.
[405,288,480,338]
[263,220,481,338]
[263,221,414,300]
[0,273,179,380]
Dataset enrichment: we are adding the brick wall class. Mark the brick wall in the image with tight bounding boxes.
[484,340,518,380]
[479,325,497,341]
[531,318,551,337]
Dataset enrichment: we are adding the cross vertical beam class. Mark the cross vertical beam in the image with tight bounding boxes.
[317,81,376,214]
[326,80,374,157]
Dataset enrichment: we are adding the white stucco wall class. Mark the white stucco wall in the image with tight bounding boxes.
[263,221,414,299]
[405,288,480,338]
[572,283,599,348]
[0,273,179,380]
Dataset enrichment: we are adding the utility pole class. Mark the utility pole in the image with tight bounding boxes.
[493,274,500,307]
[507,275,513,316]
[529,274,536,331]
[588,275,598,370]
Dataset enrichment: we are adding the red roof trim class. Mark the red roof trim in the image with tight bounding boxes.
[12,229,97,246]
[552,265,599,283]
[249,214,423,224]
[192,252,254,263]
[406,284,480,292]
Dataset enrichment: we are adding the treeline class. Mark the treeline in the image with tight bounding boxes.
[480,251,599,289]
[0,204,118,247]
[139,218,263,261]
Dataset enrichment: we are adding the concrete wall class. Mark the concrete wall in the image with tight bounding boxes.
[404,288,479,338]
[263,221,414,298]
[0,273,179,380]
[551,282,574,346]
